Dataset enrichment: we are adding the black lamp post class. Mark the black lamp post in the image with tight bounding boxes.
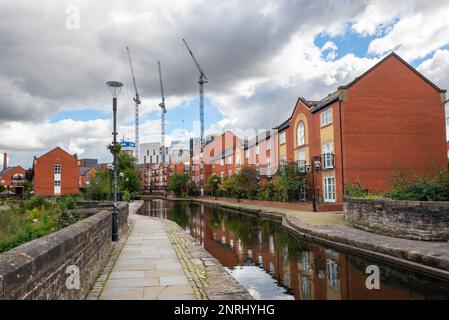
[304,156,322,213]
[107,80,123,242]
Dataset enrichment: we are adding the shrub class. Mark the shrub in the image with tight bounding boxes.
[24,196,51,211]
[271,162,307,201]
[56,194,79,212]
[207,174,220,196]
[258,183,277,201]
[0,207,59,253]
[122,190,131,202]
[345,179,369,198]
[385,168,449,201]
[187,182,200,196]
[219,175,239,198]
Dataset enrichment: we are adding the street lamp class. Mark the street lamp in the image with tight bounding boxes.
[303,156,322,212]
[107,80,123,242]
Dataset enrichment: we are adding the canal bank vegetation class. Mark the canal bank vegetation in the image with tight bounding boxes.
[345,167,449,202]
[0,195,83,253]
[207,163,307,202]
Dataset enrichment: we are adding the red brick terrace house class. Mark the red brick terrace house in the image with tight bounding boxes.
[0,166,26,194]
[277,52,447,207]
[79,167,96,190]
[33,147,80,196]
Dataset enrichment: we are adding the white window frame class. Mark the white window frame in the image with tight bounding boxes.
[279,132,286,145]
[220,158,224,166]
[297,151,306,172]
[256,144,259,155]
[245,149,249,159]
[322,143,334,169]
[266,139,271,150]
[54,180,61,195]
[297,122,305,146]
[227,156,233,164]
[321,109,332,127]
[54,164,61,175]
[323,176,336,202]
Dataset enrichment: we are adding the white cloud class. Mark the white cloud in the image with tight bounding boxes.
[368,6,449,61]
[1,0,449,164]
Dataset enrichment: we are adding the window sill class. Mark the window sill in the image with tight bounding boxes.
[294,144,308,150]
[321,123,333,129]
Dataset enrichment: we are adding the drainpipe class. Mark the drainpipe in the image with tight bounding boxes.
[338,100,345,201]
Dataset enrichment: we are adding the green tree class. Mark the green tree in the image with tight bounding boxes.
[167,173,189,197]
[272,161,307,201]
[116,152,141,193]
[219,175,239,197]
[238,167,259,199]
[86,169,111,200]
[207,174,220,197]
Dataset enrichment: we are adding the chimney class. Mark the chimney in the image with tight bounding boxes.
[3,153,7,171]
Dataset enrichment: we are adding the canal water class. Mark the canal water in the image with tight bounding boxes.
[138,199,449,300]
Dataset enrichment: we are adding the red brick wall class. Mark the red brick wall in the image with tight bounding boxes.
[34,147,80,196]
[341,55,447,192]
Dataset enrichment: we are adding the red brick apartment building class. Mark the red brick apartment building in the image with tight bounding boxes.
[172,53,447,208]
[33,147,80,196]
[196,130,277,186]
[275,52,447,204]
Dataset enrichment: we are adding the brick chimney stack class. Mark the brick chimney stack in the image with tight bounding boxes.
[3,153,7,171]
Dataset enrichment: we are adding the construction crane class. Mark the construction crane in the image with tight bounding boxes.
[158,60,167,164]
[126,46,141,162]
[182,38,208,151]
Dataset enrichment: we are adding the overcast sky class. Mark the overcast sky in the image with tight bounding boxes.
[0,0,449,168]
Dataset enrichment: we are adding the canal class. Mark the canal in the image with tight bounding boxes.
[138,199,449,300]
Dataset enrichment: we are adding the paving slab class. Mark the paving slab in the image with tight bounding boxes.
[99,213,196,300]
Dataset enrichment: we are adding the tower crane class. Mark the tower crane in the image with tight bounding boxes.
[182,38,208,152]
[126,46,141,162]
[158,60,167,164]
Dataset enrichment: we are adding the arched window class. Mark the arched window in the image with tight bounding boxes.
[297,122,305,146]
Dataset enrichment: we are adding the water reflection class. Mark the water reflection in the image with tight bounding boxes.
[139,200,449,300]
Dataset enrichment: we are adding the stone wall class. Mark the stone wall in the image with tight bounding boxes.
[0,203,128,300]
[344,197,449,241]
[76,201,129,236]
